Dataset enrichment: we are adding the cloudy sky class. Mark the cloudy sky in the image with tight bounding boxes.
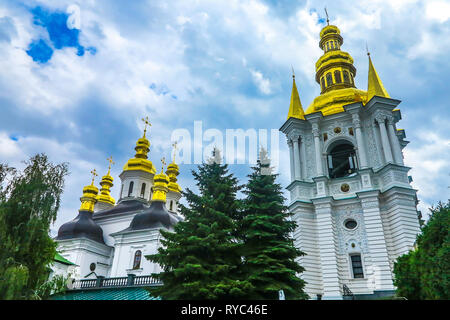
[0,0,449,233]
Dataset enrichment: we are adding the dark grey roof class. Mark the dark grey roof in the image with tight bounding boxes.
[93,199,148,218]
[56,211,105,244]
[123,201,179,232]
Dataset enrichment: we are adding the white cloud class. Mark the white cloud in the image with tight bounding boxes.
[426,1,450,23]
[250,69,272,94]
[404,130,450,218]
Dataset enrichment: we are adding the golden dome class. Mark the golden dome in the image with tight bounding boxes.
[122,136,156,174]
[306,24,368,116]
[79,170,99,212]
[152,160,170,202]
[166,162,182,193]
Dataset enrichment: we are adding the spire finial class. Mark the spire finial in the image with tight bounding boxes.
[172,141,178,163]
[160,157,166,173]
[90,169,98,185]
[141,116,151,138]
[291,65,295,80]
[324,7,330,25]
[366,42,370,56]
[106,156,115,175]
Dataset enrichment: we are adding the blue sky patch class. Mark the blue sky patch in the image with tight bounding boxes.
[26,6,97,63]
[26,39,53,63]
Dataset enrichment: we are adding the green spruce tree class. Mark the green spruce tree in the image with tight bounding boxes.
[146,149,251,299]
[239,149,308,300]
[0,154,69,300]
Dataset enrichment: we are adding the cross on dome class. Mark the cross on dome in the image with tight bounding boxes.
[106,156,115,174]
[141,116,151,138]
[172,141,178,163]
[90,169,98,185]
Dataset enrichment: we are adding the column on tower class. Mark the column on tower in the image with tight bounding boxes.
[386,116,404,165]
[292,133,302,180]
[287,139,295,182]
[312,123,324,176]
[358,192,395,291]
[375,115,394,164]
[300,136,307,179]
[351,113,368,168]
[314,199,342,299]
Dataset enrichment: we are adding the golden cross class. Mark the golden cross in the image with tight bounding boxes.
[90,169,98,185]
[291,65,295,79]
[161,157,166,172]
[172,141,178,163]
[107,156,115,174]
[141,116,151,138]
[366,42,370,56]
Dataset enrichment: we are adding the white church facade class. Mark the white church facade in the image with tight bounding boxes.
[280,23,421,299]
[55,120,183,282]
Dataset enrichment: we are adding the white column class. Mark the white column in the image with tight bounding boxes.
[315,201,341,299]
[288,139,295,182]
[352,113,368,168]
[300,137,307,180]
[293,135,301,180]
[387,116,404,165]
[360,194,395,291]
[312,124,324,176]
[376,115,394,164]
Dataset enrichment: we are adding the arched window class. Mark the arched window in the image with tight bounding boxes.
[343,70,350,84]
[128,181,134,197]
[327,142,358,179]
[320,77,326,91]
[326,73,333,87]
[350,254,364,278]
[326,42,330,51]
[170,200,173,211]
[334,70,342,83]
[133,250,142,269]
[140,183,146,198]
[120,184,124,198]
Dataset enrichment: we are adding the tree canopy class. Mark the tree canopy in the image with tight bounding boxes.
[0,154,69,299]
[393,200,450,300]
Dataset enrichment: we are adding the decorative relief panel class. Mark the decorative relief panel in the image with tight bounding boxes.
[304,135,315,180]
[334,204,369,255]
[365,120,381,168]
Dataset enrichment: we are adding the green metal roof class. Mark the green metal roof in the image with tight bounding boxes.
[54,252,76,266]
[50,287,160,300]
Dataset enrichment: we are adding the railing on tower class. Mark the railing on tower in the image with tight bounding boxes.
[70,274,162,290]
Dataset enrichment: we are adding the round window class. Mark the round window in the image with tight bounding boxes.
[344,219,357,230]
[90,263,96,271]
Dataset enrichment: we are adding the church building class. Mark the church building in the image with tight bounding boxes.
[54,119,183,283]
[280,21,421,299]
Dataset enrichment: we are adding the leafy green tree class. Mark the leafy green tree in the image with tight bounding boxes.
[393,200,450,300]
[238,151,308,300]
[146,151,251,299]
[0,154,69,300]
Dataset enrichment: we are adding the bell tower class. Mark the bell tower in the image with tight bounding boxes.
[280,21,421,299]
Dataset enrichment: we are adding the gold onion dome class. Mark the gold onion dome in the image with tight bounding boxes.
[122,117,156,174]
[79,169,99,212]
[290,21,390,119]
[56,169,105,244]
[96,157,116,205]
[305,24,367,116]
[152,158,170,202]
